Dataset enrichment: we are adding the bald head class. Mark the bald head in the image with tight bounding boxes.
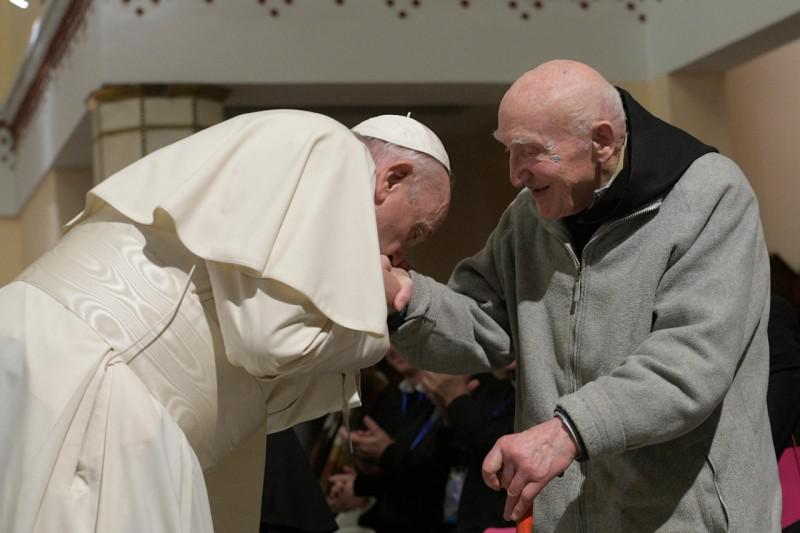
[495,60,628,220]
[499,60,625,142]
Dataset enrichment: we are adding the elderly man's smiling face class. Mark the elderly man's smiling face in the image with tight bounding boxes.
[495,96,597,220]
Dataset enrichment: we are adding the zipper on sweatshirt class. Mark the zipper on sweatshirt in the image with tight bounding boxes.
[565,243,581,316]
[570,272,582,315]
[564,199,662,532]
[583,200,663,253]
[564,242,582,396]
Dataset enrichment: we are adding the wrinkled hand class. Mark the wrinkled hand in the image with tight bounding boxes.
[420,371,480,409]
[482,418,579,521]
[349,416,394,462]
[326,466,368,513]
[381,255,412,312]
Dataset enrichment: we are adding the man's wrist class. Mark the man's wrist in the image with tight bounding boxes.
[387,304,408,331]
[553,407,588,462]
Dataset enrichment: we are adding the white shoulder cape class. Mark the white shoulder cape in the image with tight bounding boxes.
[68,109,386,335]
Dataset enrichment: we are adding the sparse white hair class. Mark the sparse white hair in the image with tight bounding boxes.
[568,83,626,151]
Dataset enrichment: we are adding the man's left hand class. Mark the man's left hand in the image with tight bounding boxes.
[326,466,368,513]
[350,416,395,461]
[482,418,579,521]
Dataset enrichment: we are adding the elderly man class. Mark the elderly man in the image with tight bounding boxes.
[0,110,450,533]
[386,60,779,531]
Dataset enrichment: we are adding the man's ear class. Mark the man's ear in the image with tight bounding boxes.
[375,167,389,205]
[375,161,414,205]
[591,121,617,163]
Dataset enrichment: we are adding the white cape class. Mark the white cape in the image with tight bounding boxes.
[69,109,387,335]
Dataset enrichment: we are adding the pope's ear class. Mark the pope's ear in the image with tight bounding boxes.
[386,162,414,190]
[374,161,413,204]
[374,167,390,205]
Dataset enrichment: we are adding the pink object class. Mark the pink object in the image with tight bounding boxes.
[779,441,800,528]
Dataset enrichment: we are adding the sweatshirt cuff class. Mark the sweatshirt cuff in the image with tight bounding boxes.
[553,407,588,461]
[389,272,437,364]
[386,305,408,331]
[557,381,627,458]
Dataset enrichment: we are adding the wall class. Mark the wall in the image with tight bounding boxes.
[0,219,22,285]
[0,167,92,285]
[667,73,732,156]
[97,1,648,86]
[18,170,61,265]
[0,0,44,104]
[726,38,800,271]
[6,3,102,217]
[18,166,92,266]
[646,0,800,75]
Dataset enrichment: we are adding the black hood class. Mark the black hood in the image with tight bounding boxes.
[574,88,717,225]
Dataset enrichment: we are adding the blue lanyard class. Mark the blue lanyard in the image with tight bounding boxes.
[410,411,438,450]
[401,390,424,416]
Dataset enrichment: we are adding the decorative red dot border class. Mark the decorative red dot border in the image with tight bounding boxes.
[119,0,656,22]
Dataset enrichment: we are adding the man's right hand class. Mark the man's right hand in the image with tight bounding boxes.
[381,255,412,312]
[482,418,579,521]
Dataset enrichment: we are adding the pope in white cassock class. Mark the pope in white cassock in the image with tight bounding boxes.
[0,110,452,533]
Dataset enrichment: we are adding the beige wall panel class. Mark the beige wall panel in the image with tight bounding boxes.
[145,128,195,154]
[145,97,193,125]
[725,38,800,271]
[0,219,23,286]
[0,167,91,285]
[99,99,141,132]
[197,99,225,127]
[55,168,94,226]
[18,167,93,268]
[93,133,104,185]
[667,72,732,156]
[19,173,60,266]
[618,77,673,122]
[101,131,143,178]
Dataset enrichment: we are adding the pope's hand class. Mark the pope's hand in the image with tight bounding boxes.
[482,418,579,521]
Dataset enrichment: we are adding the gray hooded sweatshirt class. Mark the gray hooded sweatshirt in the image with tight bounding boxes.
[390,92,780,532]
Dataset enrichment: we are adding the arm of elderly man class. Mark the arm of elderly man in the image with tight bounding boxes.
[389,155,771,521]
[389,232,515,374]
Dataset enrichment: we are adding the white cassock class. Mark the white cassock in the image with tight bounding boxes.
[0,110,389,533]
